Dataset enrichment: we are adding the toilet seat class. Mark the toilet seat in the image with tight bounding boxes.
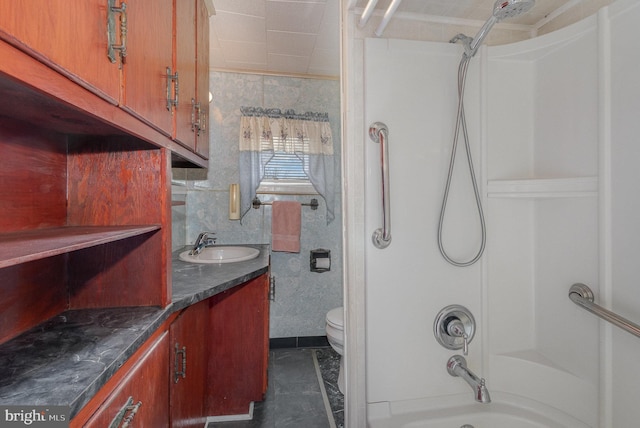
[325,306,345,394]
[326,307,344,330]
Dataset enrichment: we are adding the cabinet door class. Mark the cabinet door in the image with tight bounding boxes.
[174,0,198,151]
[84,332,170,427]
[170,300,208,428]
[0,0,120,103]
[121,0,174,135]
[195,0,211,159]
[206,274,270,415]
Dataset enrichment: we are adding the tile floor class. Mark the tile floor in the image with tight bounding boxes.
[207,347,343,428]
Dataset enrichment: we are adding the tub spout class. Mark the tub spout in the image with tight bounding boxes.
[447,355,491,403]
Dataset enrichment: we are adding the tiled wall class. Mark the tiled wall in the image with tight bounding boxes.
[172,71,343,339]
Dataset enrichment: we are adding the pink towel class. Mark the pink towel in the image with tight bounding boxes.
[271,201,302,253]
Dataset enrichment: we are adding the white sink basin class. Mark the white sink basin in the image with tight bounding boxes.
[179,246,260,264]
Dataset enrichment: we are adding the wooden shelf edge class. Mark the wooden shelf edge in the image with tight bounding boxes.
[0,225,161,269]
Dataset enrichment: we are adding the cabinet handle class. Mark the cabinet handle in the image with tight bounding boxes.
[109,396,142,428]
[191,99,201,133]
[174,343,187,383]
[199,110,207,135]
[166,67,179,111]
[107,0,128,65]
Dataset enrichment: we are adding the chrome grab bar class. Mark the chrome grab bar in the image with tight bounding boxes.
[569,283,640,339]
[369,122,391,249]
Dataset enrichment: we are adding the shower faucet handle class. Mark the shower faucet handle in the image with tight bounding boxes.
[446,318,469,355]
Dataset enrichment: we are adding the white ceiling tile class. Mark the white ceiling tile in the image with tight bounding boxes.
[210,46,227,68]
[212,11,266,43]
[212,0,267,17]
[219,40,268,64]
[267,53,311,74]
[265,1,327,33]
[314,0,340,50]
[308,48,340,75]
[267,31,318,56]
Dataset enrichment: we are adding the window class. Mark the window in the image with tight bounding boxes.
[258,135,317,194]
[239,107,335,223]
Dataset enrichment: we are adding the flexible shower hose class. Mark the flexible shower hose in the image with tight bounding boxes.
[437,55,487,267]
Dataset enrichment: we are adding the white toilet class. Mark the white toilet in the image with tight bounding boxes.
[325,306,345,393]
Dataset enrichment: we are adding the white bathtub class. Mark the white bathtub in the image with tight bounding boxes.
[367,393,593,428]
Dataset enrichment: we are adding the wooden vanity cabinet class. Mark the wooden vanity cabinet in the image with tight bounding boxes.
[206,273,270,416]
[170,300,209,428]
[83,332,170,428]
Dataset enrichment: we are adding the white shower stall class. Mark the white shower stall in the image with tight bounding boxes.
[345,0,640,426]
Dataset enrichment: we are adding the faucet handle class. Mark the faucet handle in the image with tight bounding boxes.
[462,333,469,356]
[203,233,217,245]
[446,318,469,355]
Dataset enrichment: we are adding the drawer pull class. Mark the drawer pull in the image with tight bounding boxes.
[174,343,187,383]
[191,98,201,133]
[166,67,179,111]
[107,0,128,64]
[109,396,142,428]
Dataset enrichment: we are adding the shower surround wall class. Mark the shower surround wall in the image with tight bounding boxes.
[172,71,342,339]
[347,0,640,426]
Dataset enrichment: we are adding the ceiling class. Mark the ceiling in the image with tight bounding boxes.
[209,0,577,78]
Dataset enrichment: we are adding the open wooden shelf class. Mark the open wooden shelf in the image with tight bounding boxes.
[0,225,160,269]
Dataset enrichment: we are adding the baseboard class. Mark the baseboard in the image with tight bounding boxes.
[205,402,254,423]
[270,335,330,349]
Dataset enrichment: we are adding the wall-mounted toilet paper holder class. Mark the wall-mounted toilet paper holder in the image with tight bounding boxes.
[310,249,331,273]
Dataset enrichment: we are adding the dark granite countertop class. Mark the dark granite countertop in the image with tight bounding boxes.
[0,244,269,419]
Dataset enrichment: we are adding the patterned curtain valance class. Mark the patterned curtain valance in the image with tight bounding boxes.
[240,107,329,122]
[239,107,333,155]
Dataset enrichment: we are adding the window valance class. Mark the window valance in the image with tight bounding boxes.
[239,107,333,155]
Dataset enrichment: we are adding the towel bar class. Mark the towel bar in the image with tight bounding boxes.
[252,197,318,210]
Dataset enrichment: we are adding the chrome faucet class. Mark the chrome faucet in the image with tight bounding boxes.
[447,355,491,403]
[189,232,217,256]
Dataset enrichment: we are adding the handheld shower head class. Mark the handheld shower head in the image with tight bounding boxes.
[460,0,536,58]
[493,0,536,20]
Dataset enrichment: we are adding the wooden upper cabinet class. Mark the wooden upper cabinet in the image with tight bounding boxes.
[174,0,198,151]
[195,0,211,159]
[174,0,210,158]
[0,0,120,103]
[0,1,208,160]
[121,0,174,136]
